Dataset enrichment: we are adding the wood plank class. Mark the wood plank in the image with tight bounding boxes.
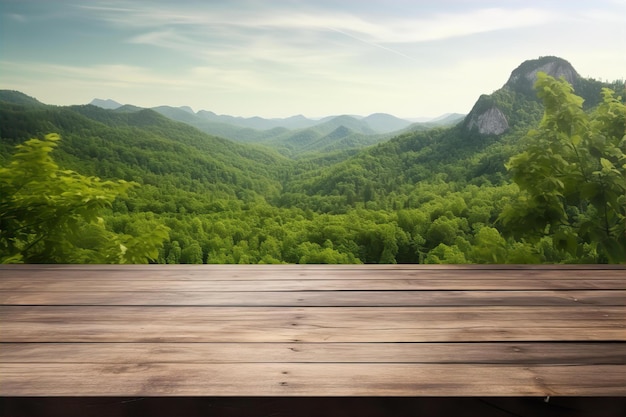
[2,306,624,343]
[1,265,623,398]
[2,278,624,291]
[2,267,624,281]
[1,290,624,306]
[4,305,622,325]
[2,342,624,365]
[1,363,624,396]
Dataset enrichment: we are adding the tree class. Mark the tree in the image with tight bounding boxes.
[0,133,168,263]
[471,226,508,263]
[181,241,203,264]
[501,73,625,262]
[424,243,467,264]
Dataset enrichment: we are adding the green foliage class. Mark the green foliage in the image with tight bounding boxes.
[0,101,291,208]
[424,243,467,264]
[2,69,623,265]
[501,73,626,263]
[0,134,168,263]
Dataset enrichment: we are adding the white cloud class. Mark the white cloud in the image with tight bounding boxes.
[75,2,565,79]
[4,1,624,117]
[81,3,559,44]
[247,7,558,44]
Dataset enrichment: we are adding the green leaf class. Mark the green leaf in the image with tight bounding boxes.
[600,158,614,170]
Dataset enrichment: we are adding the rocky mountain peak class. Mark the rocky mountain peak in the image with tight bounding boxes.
[505,56,580,95]
[462,57,582,137]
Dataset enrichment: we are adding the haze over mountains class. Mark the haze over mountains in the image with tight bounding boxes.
[86,98,465,157]
[2,56,616,163]
[90,98,461,132]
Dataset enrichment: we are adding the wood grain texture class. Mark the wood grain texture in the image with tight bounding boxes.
[2,267,625,281]
[0,265,624,397]
[3,342,624,364]
[2,290,624,306]
[2,278,625,291]
[1,363,625,396]
[2,306,624,343]
[1,263,624,282]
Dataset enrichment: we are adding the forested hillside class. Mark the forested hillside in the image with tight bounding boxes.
[0,94,291,202]
[108,101,458,158]
[148,107,409,157]
[1,57,624,264]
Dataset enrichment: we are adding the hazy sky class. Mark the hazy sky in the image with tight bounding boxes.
[1,0,625,119]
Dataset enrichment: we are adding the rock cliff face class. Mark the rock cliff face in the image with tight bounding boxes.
[523,60,578,85]
[465,106,509,135]
[505,56,580,95]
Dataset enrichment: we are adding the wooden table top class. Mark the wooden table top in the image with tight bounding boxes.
[1,264,624,397]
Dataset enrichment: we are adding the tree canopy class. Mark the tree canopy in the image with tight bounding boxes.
[1,70,624,265]
[0,133,168,263]
[501,73,625,262]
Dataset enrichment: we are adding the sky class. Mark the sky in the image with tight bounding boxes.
[1,0,625,119]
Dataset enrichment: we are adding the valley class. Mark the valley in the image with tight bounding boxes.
[1,56,624,264]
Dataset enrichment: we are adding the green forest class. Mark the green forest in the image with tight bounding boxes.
[1,57,625,264]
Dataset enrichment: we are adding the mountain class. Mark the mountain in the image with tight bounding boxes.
[114,104,144,113]
[149,106,274,143]
[195,110,320,130]
[90,99,417,157]
[0,95,291,206]
[192,111,412,134]
[2,56,623,265]
[152,105,199,123]
[0,90,45,107]
[505,56,580,97]
[148,107,395,157]
[284,56,623,203]
[89,99,409,157]
[4,56,618,206]
[363,113,412,133]
[90,98,123,110]
[308,115,376,136]
[463,56,610,136]
[259,115,398,156]
[94,99,418,133]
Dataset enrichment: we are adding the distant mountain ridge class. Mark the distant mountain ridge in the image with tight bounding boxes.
[1,94,291,204]
[85,96,466,156]
[85,100,462,156]
[88,99,460,134]
[195,111,320,131]
[362,113,412,132]
[90,98,123,110]
[2,55,622,209]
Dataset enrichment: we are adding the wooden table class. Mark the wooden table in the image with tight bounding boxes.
[1,265,625,403]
